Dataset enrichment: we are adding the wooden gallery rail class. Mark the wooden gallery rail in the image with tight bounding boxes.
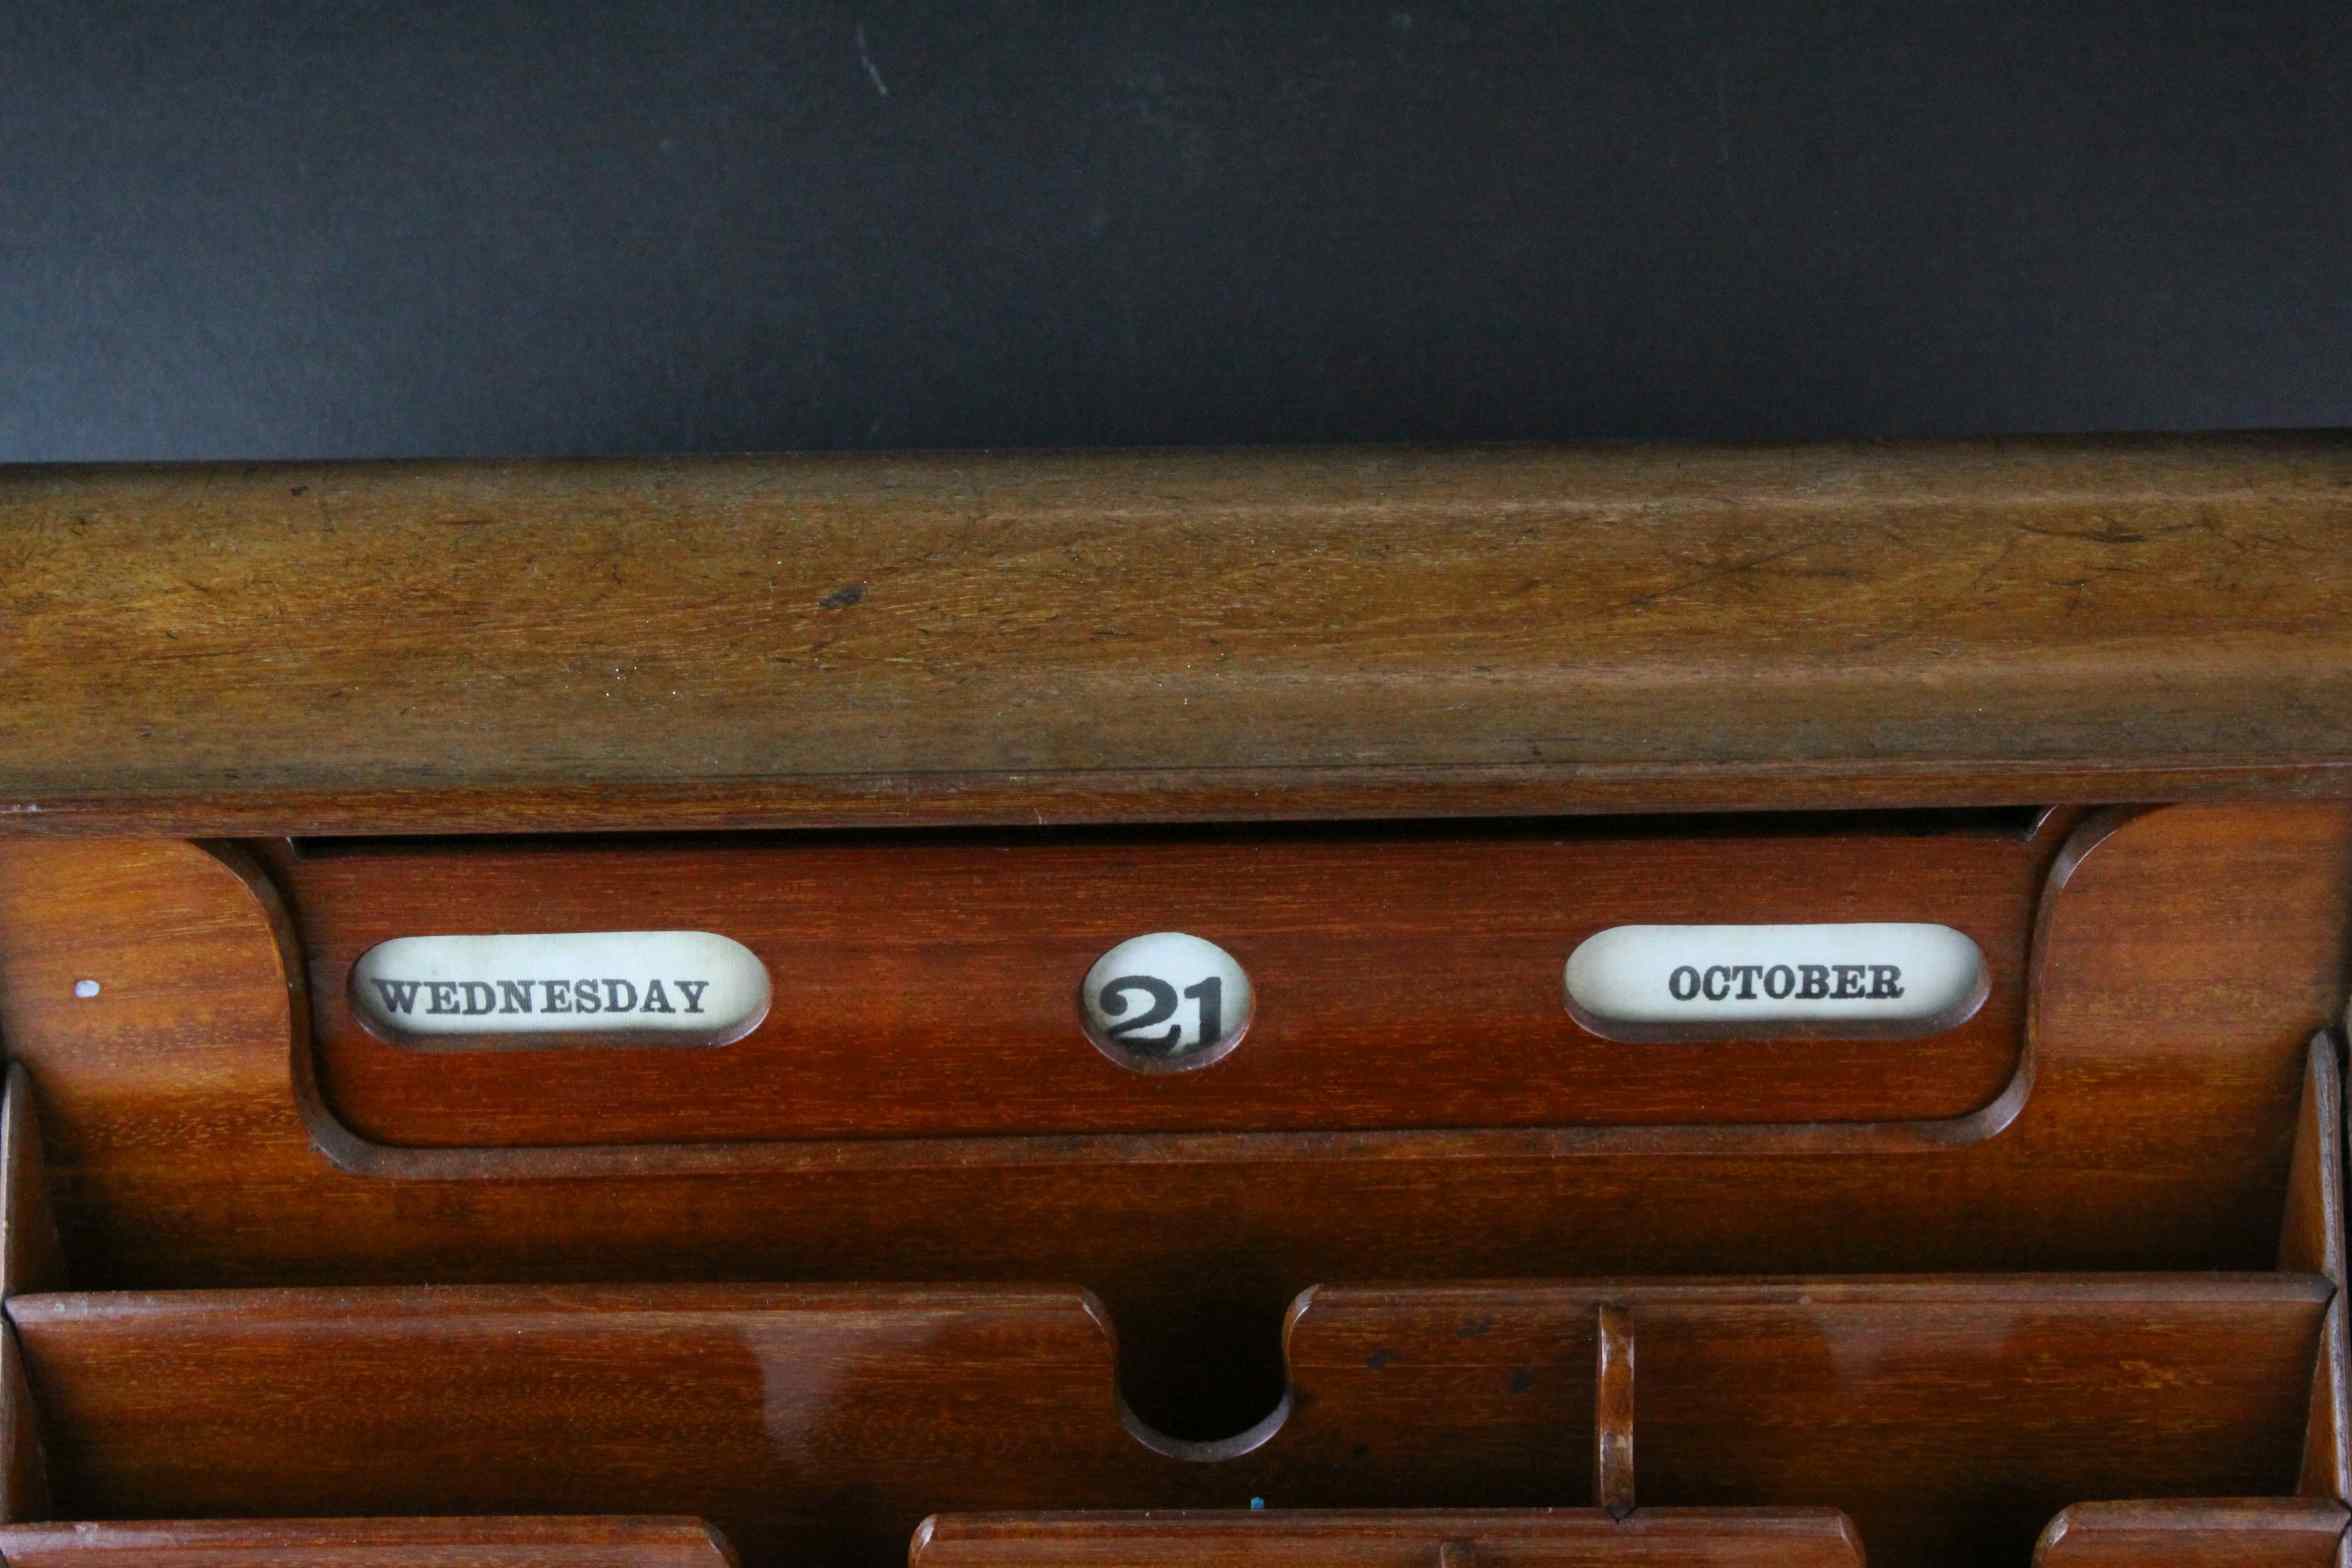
[0,434,2350,1565]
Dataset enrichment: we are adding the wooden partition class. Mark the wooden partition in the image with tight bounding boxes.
[910,1511,1866,1567]
[0,1042,2332,1565]
[7,437,2350,834]
[0,1517,742,1566]
[0,1272,2320,1567]
[2031,1500,2349,1566]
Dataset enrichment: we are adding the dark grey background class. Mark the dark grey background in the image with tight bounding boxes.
[5,2,2348,462]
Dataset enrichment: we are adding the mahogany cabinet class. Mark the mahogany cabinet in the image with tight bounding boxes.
[2,435,2350,1564]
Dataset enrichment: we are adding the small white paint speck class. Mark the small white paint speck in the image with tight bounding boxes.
[856,23,890,97]
[72,979,100,999]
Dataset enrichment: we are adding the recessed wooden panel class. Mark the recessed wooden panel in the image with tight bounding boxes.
[911,1510,1865,1567]
[1278,1278,2328,1568]
[0,1516,742,1566]
[4,1275,2324,1568]
[2032,1499,2349,1566]
[278,816,2048,1149]
[6,1284,1143,1568]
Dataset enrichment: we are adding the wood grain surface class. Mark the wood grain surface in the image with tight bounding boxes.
[2032,1498,2349,1565]
[0,805,2345,1443]
[5,436,2352,835]
[0,1323,46,1526]
[0,1064,58,1526]
[1592,1308,1635,1521]
[1286,1275,2328,1568]
[2284,1040,2352,1500]
[2,1065,65,1302]
[279,814,2048,1149]
[0,1516,743,1566]
[5,1275,2324,1568]
[910,1509,1865,1567]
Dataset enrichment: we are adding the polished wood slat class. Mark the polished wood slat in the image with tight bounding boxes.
[3,806,2345,1441]
[280,816,2047,1149]
[910,1509,1864,1567]
[1,1065,66,1300]
[2283,1039,2352,1500]
[2032,1499,2349,1565]
[0,1325,47,1525]
[1592,1309,1634,1521]
[6,437,2352,836]
[7,1284,1128,1568]
[0,1515,742,1566]
[2,1275,2324,1568]
[0,1067,57,1523]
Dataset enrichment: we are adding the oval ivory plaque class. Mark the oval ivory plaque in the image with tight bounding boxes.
[350,931,771,1050]
[1079,931,1255,1073]
[1563,922,1986,1040]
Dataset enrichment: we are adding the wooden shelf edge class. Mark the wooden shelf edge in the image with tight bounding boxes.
[6,434,2352,835]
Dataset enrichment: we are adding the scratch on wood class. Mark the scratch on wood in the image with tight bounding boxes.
[1623,539,1818,610]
